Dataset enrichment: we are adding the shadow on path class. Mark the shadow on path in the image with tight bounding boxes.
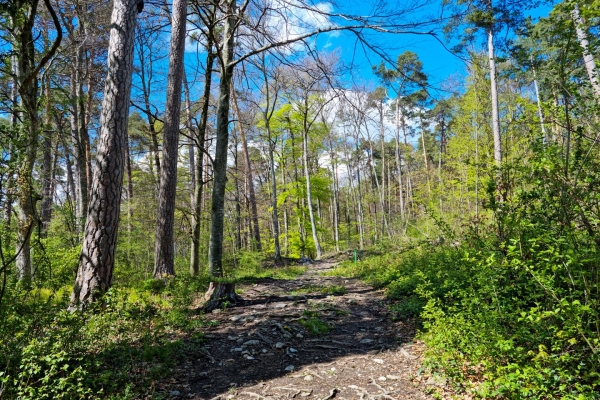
[163,259,432,400]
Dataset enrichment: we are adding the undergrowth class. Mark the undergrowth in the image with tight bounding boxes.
[0,244,305,398]
[329,144,600,399]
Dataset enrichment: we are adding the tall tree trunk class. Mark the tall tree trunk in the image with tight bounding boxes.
[138,42,161,180]
[14,1,41,282]
[40,76,53,235]
[267,128,281,259]
[70,53,88,237]
[153,0,188,278]
[70,0,140,309]
[231,86,261,251]
[190,44,214,276]
[303,124,322,259]
[486,12,502,165]
[395,99,405,223]
[531,62,547,140]
[205,0,242,310]
[572,3,600,100]
[328,141,340,253]
[183,73,195,204]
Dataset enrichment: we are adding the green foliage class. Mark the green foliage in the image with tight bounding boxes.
[299,310,330,336]
[0,270,208,398]
[331,144,600,398]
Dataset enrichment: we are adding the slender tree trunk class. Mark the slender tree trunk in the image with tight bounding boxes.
[395,112,405,223]
[183,73,195,204]
[267,129,281,259]
[572,3,600,100]
[138,43,161,179]
[70,0,140,309]
[531,62,547,140]
[205,0,242,310]
[70,62,88,236]
[153,0,187,278]
[329,149,340,253]
[190,45,214,276]
[231,86,261,251]
[303,124,322,259]
[40,77,53,235]
[486,14,502,164]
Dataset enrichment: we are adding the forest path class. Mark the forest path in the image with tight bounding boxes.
[165,258,434,400]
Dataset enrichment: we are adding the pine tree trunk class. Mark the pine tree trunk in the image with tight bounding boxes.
[69,0,140,309]
[153,0,188,278]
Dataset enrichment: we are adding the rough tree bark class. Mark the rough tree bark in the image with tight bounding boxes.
[70,0,141,309]
[153,0,188,278]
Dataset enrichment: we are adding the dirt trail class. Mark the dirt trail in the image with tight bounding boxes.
[165,258,434,400]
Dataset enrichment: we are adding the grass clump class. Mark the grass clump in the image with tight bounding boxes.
[299,310,330,335]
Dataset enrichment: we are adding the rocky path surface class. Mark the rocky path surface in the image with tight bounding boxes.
[166,258,434,400]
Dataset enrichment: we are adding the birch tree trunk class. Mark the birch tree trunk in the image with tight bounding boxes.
[70,0,140,309]
[153,0,188,278]
[571,3,600,100]
[486,10,502,164]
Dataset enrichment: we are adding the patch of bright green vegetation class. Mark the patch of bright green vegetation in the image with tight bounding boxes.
[299,310,330,335]
[0,272,209,399]
[321,285,347,296]
[232,252,307,282]
[330,231,600,398]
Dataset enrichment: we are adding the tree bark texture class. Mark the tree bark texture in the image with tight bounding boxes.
[153,0,188,278]
[208,0,236,278]
[70,0,139,309]
[14,0,41,282]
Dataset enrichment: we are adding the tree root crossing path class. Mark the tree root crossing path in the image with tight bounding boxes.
[165,258,434,400]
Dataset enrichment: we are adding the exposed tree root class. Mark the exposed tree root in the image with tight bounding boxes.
[202,282,243,312]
